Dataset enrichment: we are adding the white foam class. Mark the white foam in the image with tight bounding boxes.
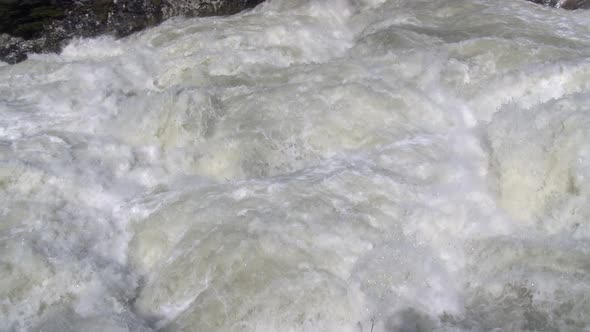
[1,0,590,330]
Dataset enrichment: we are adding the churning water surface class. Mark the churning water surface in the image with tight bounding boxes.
[1,0,590,331]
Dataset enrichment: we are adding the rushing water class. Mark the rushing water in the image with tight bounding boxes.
[1,0,590,330]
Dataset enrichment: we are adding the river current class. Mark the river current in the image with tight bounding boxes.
[1,0,590,331]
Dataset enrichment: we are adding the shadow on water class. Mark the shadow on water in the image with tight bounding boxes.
[385,308,436,332]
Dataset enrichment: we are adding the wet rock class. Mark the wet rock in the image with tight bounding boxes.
[528,0,590,9]
[0,0,265,64]
[0,34,30,64]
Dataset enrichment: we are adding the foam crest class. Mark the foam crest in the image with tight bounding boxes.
[1,0,590,330]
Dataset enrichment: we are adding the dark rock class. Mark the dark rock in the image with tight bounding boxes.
[0,0,265,64]
[527,0,590,9]
[0,34,31,64]
[0,1,67,40]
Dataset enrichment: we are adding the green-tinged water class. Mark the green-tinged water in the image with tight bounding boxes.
[1,0,590,330]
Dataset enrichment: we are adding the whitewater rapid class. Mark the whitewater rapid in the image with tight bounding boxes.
[1,0,590,330]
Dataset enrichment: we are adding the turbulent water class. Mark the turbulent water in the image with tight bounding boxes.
[1,0,590,330]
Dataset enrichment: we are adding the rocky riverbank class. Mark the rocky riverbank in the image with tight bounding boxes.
[0,0,265,63]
